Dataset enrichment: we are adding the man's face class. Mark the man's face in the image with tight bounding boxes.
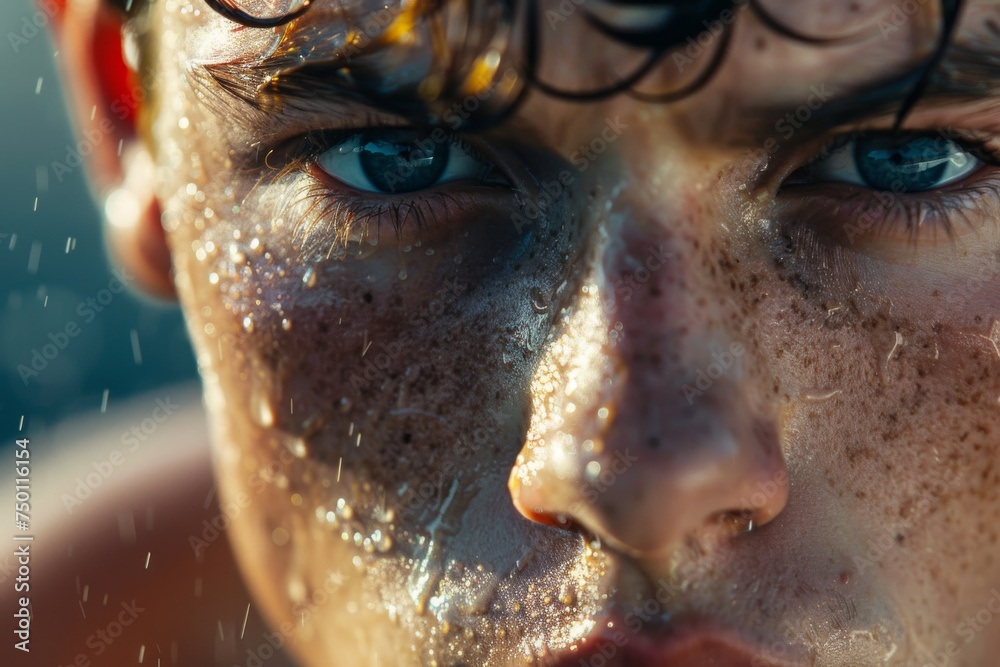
[144,0,1000,664]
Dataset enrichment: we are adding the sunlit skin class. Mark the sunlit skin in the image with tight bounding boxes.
[47,0,1000,664]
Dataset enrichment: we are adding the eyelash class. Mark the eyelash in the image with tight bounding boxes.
[779,131,1000,242]
[263,122,1000,260]
[290,185,467,260]
[266,129,501,258]
[802,132,1000,175]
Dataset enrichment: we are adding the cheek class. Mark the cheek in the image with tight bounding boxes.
[160,169,605,653]
[749,248,1000,618]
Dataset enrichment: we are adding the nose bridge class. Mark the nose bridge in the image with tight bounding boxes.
[599,150,743,393]
[509,127,788,558]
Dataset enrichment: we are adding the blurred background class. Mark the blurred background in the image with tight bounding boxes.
[0,0,198,442]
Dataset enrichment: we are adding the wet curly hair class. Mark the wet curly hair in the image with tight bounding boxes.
[109,0,965,130]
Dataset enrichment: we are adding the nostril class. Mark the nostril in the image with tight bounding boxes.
[511,494,600,542]
[549,512,601,546]
[716,509,757,536]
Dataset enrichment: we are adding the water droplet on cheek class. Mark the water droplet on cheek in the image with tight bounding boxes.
[336,497,354,521]
[281,318,292,331]
[250,386,275,428]
[559,582,576,606]
[302,266,318,288]
[288,438,308,459]
[530,286,550,313]
[242,315,255,333]
[801,388,843,404]
[374,530,393,553]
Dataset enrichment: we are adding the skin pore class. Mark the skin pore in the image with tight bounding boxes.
[82,0,1000,664]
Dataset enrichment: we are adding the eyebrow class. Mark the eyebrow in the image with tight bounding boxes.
[197,0,488,126]
[199,29,1000,137]
[732,42,1000,147]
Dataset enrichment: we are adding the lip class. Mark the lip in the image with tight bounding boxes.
[548,619,804,667]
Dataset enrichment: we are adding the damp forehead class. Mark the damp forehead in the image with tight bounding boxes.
[174,0,402,65]
[169,0,1000,145]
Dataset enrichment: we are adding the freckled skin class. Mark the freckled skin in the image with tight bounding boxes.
[143,1,1000,665]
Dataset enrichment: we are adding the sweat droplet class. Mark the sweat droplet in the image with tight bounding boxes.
[530,286,549,313]
[288,438,308,459]
[251,390,275,428]
[302,266,318,288]
[242,315,255,332]
[559,582,576,606]
[802,388,843,404]
[881,331,904,383]
[373,529,393,552]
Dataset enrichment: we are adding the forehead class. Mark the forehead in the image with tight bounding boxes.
[171,0,1000,132]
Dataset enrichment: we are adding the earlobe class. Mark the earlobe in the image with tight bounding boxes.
[49,0,176,299]
[103,144,176,299]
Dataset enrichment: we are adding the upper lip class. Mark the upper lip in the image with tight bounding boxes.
[546,618,805,667]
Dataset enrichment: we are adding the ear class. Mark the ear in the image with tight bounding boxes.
[50,0,176,299]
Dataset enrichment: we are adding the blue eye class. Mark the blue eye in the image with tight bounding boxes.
[807,134,981,193]
[316,130,495,194]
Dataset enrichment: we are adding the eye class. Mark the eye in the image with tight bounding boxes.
[802,133,982,193]
[316,129,499,194]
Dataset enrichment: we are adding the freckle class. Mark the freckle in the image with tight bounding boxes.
[755,37,767,51]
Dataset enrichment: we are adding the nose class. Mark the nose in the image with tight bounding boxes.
[509,200,788,559]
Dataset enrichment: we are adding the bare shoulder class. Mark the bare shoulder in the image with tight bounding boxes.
[0,388,297,667]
